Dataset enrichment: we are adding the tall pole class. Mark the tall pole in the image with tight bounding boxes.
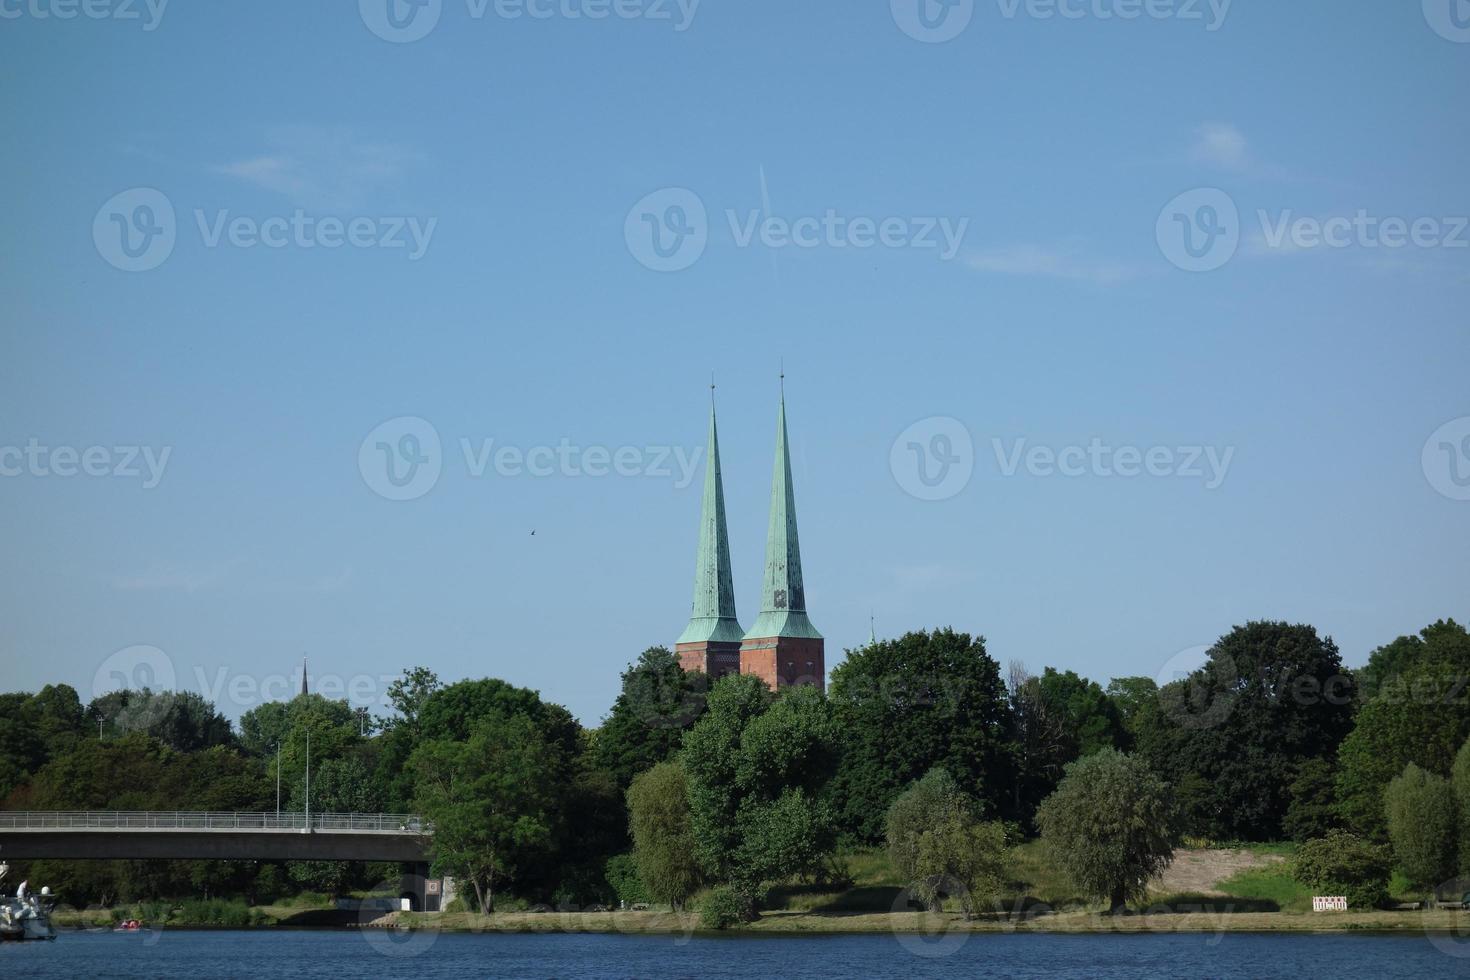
[304,730,311,831]
[275,742,281,819]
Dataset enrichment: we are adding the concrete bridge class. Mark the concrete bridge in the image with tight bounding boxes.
[0,811,429,863]
[0,812,446,910]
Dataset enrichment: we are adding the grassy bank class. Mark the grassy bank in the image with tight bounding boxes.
[50,846,1468,937]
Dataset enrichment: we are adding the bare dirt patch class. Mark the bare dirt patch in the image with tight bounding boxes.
[1150,848,1284,896]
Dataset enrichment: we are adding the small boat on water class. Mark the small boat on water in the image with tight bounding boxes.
[0,863,58,942]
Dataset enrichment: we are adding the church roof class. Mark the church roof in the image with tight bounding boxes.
[677,393,746,645]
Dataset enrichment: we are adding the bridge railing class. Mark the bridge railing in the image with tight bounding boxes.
[0,812,426,834]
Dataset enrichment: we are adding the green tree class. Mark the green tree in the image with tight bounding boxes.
[1283,758,1341,843]
[595,647,707,791]
[1384,763,1458,888]
[411,712,556,913]
[1036,748,1178,913]
[626,761,701,910]
[885,768,969,890]
[683,676,838,915]
[1012,664,1125,816]
[383,666,441,737]
[1453,737,1470,874]
[1136,621,1355,840]
[885,768,1006,918]
[1293,831,1391,909]
[87,689,233,751]
[1337,620,1470,838]
[1104,676,1159,751]
[828,629,1016,840]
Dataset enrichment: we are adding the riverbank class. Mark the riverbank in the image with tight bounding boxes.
[377,906,1470,936]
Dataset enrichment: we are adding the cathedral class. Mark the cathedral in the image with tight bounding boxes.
[675,382,825,692]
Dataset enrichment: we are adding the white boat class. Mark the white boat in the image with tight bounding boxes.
[0,863,57,942]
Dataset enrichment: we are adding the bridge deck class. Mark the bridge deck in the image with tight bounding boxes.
[0,812,425,833]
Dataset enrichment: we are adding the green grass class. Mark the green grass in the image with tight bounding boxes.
[1216,861,1313,912]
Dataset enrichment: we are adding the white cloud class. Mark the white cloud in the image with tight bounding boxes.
[212,126,426,209]
[1189,122,1251,171]
[967,244,1139,285]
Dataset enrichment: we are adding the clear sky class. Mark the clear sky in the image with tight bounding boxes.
[2,1,1467,726]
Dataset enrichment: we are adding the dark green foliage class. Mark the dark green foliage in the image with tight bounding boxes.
[1104,677,1159,751]
[1293,831,1391,910]
[1337,620,1470,838]
[411,711,558,914]
[683,676,838,910]
[1012,665,1126,818]
[1384,764,1458,888]
[87,689,233,751]
[1135,621,1356,840]
[1283,758,1341,843]
[828,629,1016,841]
[698,885,745,930]
[603,853,650,906]
[0,685,85,800]
[1036,749,1178,912]
[594,647,707,791]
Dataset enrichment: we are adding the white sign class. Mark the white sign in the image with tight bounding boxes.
[1313,896,1348,912]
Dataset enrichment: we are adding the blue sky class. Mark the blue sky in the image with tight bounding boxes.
[2,1,1467,725]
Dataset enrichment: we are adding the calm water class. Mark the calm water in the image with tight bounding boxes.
[3,929,1468,978]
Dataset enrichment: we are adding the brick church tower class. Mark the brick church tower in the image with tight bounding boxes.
[740,382,825,692]
[674,389,745,680]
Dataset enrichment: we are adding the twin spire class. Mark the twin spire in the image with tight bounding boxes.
[679,380,822,649]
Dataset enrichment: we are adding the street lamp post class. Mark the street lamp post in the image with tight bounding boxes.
[304,730,311,832]
[274,742,281,820]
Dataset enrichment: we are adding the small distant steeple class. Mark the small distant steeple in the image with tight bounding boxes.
[300,655,309,698]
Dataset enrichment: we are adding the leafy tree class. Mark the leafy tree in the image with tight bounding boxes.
[411,712,556,914]
[1012,665,1125,816]
[594,647,707,791]
[683,676,838,915]
[885,768,970,890]
[1136,621,1355,840]
[627,761,701,910]
[913,812,1008,919]
[1337,620,1470,837]
[1283,758,1341,843]
[1293,831,1391,909]
[1104,676,1159,751]
[383,666,441,736]
[87,689,233,751]
[1385,763,1458,888]
[1036,748,1178,912]
[828,629,1016,840]
[886,768,1006,918]
[603,853,650,907]
[1453,737,1470,874]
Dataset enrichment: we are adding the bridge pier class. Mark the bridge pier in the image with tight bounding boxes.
[399,862,432,913]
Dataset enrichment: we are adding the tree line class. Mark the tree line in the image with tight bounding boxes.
[2,617,1468,914]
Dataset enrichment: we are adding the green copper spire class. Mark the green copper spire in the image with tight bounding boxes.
[677,391,745,645]
[744,383,822,641]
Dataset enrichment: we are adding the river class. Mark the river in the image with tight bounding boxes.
[3,928,1467,977]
